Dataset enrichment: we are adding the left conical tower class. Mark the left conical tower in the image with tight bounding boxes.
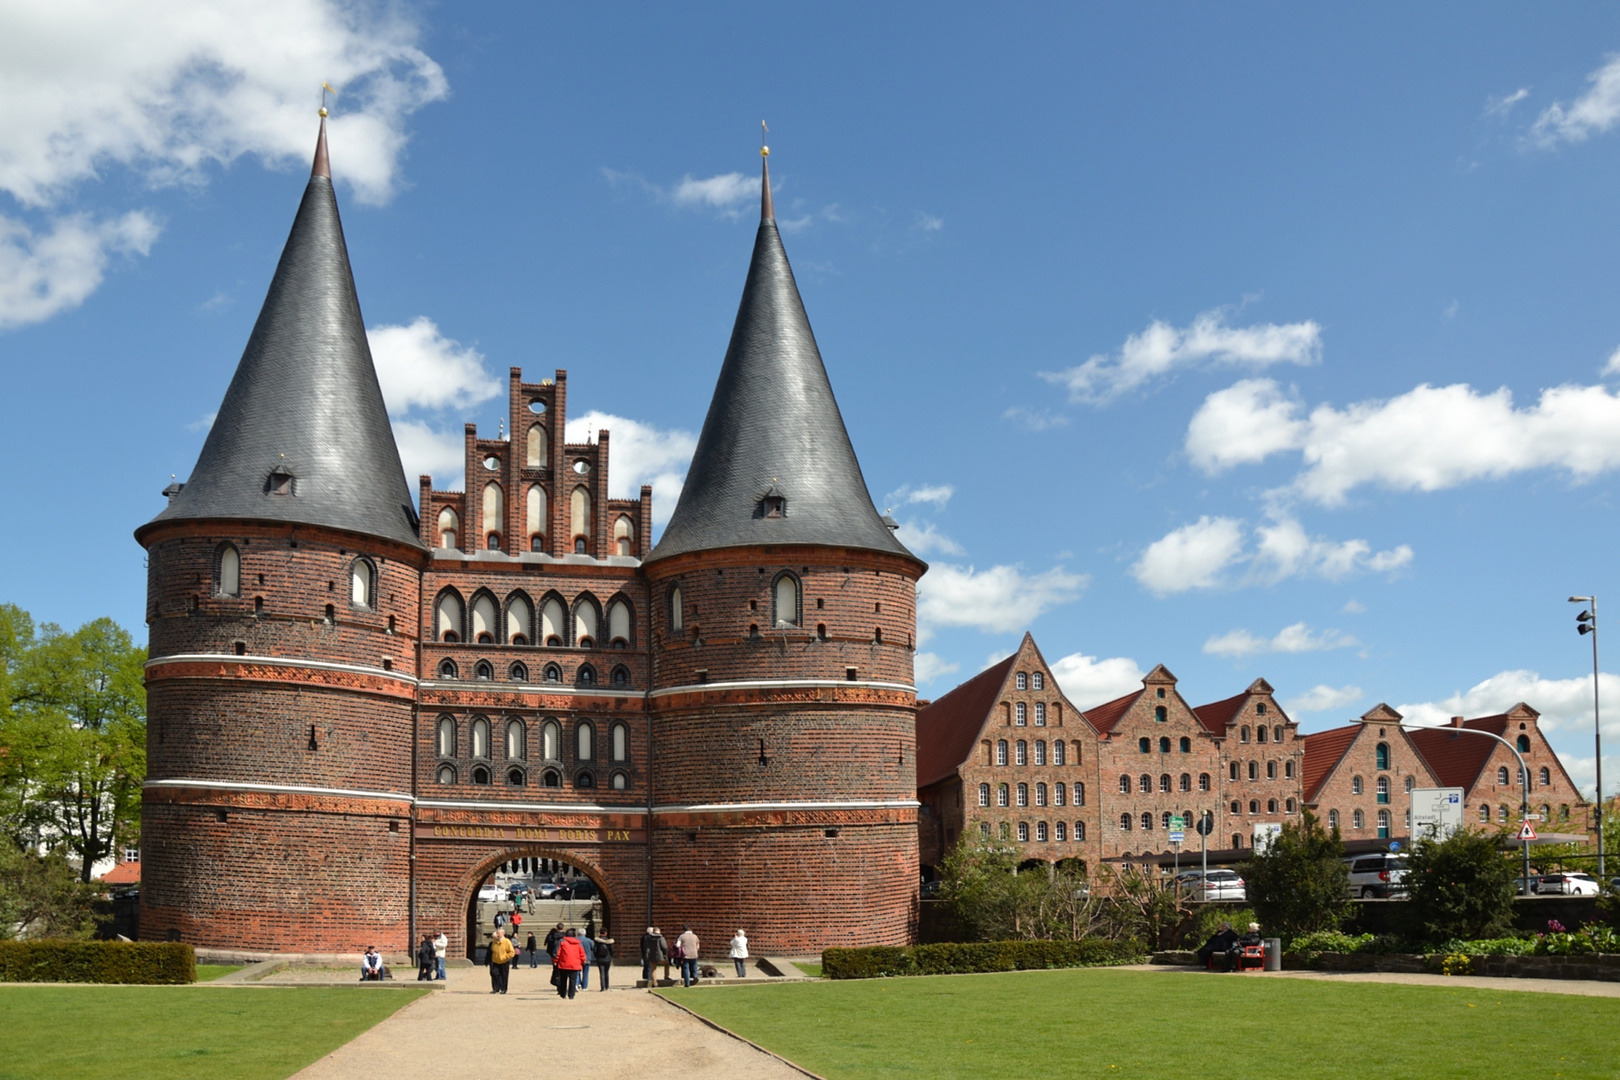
[135,118,425,953]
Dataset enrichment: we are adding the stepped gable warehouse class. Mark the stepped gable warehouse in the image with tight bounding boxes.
[136,125,924,956]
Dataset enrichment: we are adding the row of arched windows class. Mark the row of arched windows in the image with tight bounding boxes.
[1120,773,1213,794]
[668,572,802,636]
[992,739,1072,767]
[1117,810,1199,832]
[1499,765,1555,787]
[435,588,633,648]
[436,762,630,791]
[435,487,637,557]
[1230,797,1297,814]
[434,657,631,688]
[979,781,1086,808]
[214,543,378,611]
[1226,759,1298,781]
[435,715,629,765]
[1012,701,1052,726]
[1326,808,1393,837]
[1237,723,1286,743]
[1139,736,1193,753]
[1479,803,1570,823]
[979,819,1084,843]
[1013,671,1045,691]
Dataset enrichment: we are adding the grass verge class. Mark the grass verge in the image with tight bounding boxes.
[195,964,245,982]
[665,968,1620,1079]
[0,984,428,1080]
[793,961,822,978]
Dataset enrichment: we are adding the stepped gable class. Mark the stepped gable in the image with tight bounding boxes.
[647,149,912,565]
[916,655,1016,787]
[140,118,422,549]
[1300,724,1360,803]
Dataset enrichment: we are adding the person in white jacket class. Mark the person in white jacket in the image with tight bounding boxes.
[729,929,748,978]
[433,931,448,980]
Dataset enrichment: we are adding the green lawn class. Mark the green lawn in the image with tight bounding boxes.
[665,968,1620,1079]
[0,985,428,1080]
[793,961,822,978]
[195,964,246,982]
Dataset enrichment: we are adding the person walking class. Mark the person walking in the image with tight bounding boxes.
[729,929,749,979]
[553,927,585,999]
[593,935,614,991]
[525,931,539,968]
[545,922,564,961]
[676,925,700,988]
[640,926,665,985]
[511,909,523,940]
[577,930,596,991]
[416,933,436,981]
[487,928,515,994]
[433,930,448,981]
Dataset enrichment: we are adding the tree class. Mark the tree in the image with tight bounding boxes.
[1,611,146,880]
[1094,864,1193,949]
[939,839,1101,941]
[0,842,100,940]
[1244,809,1349,940]
[1404,826,1518,942]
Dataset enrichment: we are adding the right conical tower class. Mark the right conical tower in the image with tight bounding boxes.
[644,146,927,953]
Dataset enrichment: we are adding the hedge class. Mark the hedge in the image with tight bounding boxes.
[0,940,196,984]
[822,938,1144,980]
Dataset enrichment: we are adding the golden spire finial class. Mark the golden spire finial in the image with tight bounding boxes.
[760,120,769,158]
[320,82,337,118]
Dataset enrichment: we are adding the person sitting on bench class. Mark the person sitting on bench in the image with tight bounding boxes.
[1196,922,1240,971]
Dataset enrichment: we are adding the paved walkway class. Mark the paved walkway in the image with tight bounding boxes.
[1127,963,1620,997]
[290,964,807,1080]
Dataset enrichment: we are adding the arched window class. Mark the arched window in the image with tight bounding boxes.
[1139,773,1152,793]
[542,597,566,646]
[669,586,684,632]
[1179,773,1191,792]
[1248,799,1259,814]
[1032,672,1044,690]
[1285,798,1296,813]
[507,767,525,787]
[576,721,594,761]
[1015,740,1027,766]
[1376,777,1389,804]
[1034,740,1047,766]
[527,486,547,552]
[1138,737,1150,753]
[1056,821,1067,842]
[1036,821,1049,842]
[1257,725,1268,744]
[473,660,493,681]
[1119,813,1132,832]
[437,658,458,679]
[1035,783,1047,807]
[1232,834,1243,849]
[997,783,1009,807]
[542,770,561,788]
[570,486,592,548]
[1231,800,1242,813]
[471,718,490,759]
[1479,804,1490,823]
[1376,809,1390,838]
[1285,760,1296,779]
[608,599,631,646]
[1266,761,1277,780]
[1247,761,1259,781]
[437,507,459,550]
[542,720,560,761]
[574,598,598,648]
[1560,804,1570,820]
[543,664,562,683]
[436,765,455,784]
[1375,742,1390,770]
[1539,766,1551,787]
[1517,734,1531,753]
[1352,809,1364,829]
[509,662,528,682]
[1328,809,1340,830]
[1053,741,1065,766]
[1016,673,1028,690]
[1076,821,1087,841]
[1016,783,1028,807]
[1075,782,1085,806]
[980,821,991,840]
[1229,762,1240,781]
[1159,773,1171,793]
[1179,737,1190,753]
[1499,804,1509,823]
[611,665,630,687]
[217,544,241,597]
[437,591,464,642]
[614,515,635,557]
[1267,799,1278,813]
[773,573,800,629]
[1497,766,1510,785]
[506,594,532,644]
[1351,775,1363,796]
[483,482,503,548]
[436,717,455,757]
[978,783,990,807]
[1273,725,1283,743]
[472,593,498,644]
[1016,821,1029,842]
[1405,775,1415,792]
[1054,783,1066,806]
[506,720,526,760]
[577,665,596,686]
[1159,737,1171,753]
[575,771,595,789]
[996,740,1008,766]
[1141,812,1153,831]
[611,771,628,790]
[1155,706,1167,723]
[1199,773,1211,791]
[1035,703,1047,726]
[611,723,628,762]
[1240,725,1250,742]
[350,558,375,609]
[527,424,547,467]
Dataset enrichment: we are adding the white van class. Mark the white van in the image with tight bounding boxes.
[1344,853,1407,899]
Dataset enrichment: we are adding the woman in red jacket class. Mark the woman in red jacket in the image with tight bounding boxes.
[552,927,586,999]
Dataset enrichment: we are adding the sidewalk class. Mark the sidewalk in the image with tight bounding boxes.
[1126,962,1620,998]
[290,964,808,1080]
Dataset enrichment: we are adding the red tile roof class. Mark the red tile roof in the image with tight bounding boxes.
[98,861,140,886]
[1192,691,1246,736]
[1406,715,1510,791]
[1082,688,1141,735]
[1301,725,1359,803]
[915,656,1015,788]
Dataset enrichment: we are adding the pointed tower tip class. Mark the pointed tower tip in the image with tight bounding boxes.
[311,115,330,180]
[760,145,773,222]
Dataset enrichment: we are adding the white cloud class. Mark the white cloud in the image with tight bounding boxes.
[1003,406,1070,431]
[392,418,466,489]
[1188,377,1620,506]
[888,483,954,509]
[894,521,966,557]
[1396,669,1620,738]
[914,652,960,686]
[915,212,944,232]
[1485,87,1530,119]
[0,210,159,329]
[1132,514,1411,595]
[916,563,1088,634]
[1040,308,1321,404]
[1602,345,1620,377]
[0,0,446,208]
[368,317,501,415]
[1342,599,1366,614]
[1049,651,1147,709]
[1283,684,1364,715]
[1530,54,1620,147]
[565,411,696,527]
[1203,622,1360,660]
[1131,516,1246,595]
[671,172,761,211]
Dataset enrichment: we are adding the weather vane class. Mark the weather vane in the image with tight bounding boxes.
[320,81,337,118]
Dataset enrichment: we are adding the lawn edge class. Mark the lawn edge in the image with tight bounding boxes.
[653,990,831,1080]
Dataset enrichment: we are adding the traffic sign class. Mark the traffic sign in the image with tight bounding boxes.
[1168,831,1185,844]
[1195,813,1214,836]
[1518,821,1538,841]
[1170,816,1185,830]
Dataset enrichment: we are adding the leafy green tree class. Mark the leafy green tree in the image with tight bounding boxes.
[1094,864,1192,949]
[1,611,146,881]
[0,842,100,940]
[1244,809,1349,941]
[939,839,1100,941]
[1405,827,1518,942]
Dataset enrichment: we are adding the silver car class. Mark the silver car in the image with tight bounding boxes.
[1176,869,1246,901]
[1538,872,1601,896]
[1344,854,1408,899]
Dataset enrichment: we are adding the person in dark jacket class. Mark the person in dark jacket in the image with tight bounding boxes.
[1196,922,1240,971]
[416,934,435,980]
[545,922,564,960]
[525,931,539,968]
[593,935,614,990]
[553,928,586,999]
[640,926,667,984]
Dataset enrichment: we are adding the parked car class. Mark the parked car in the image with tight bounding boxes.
[476,885,504,904]
[557,879,598,901]
[1175,869,1246,901]
[1538,872,1601,896]
[1513,875,1541,896]
[1344,854,1408,899]
[533,882,564,899]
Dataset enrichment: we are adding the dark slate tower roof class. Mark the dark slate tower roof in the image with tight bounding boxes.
[140,119,422,549]
[647,150,914,565]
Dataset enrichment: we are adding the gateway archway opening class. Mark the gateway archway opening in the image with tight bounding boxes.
[462,849,616,962]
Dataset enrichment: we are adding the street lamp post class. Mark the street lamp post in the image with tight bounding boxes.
[1570,596,1604,879]
[1374,720,1533,888]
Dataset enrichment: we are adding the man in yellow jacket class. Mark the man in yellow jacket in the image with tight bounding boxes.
[488,929,516,994]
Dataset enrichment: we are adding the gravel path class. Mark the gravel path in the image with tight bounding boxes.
[290,963,808,1080]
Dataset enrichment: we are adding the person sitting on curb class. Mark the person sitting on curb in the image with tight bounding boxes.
[360,945,385,981]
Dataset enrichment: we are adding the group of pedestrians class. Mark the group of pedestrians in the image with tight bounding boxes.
[485,922,615,998]
[637,926,750,987]
[413,931,449,980]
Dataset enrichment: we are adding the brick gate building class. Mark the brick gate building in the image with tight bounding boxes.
[135,121,923,957]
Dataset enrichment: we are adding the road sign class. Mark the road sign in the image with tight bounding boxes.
[1170,816,1185,830]
[1195,813,1214,836]
[1253,822,1283,854]
[1518,821,1538,841]
[1412,787,1465,839]
[1168,831,1185,844]
[1525,814,1543,821]
[1388,841,1402,852]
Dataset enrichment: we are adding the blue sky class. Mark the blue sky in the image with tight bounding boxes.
[6,3,1620,793]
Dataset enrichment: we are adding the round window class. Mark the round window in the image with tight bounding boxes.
[572,460,590,474]
[529,399,546,413]
[484,455,500,471]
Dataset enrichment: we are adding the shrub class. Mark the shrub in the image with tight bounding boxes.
[1404,828,1517,943]
[1243,810,1349,940]
[1182,906,1257,949]
[1287,930,1374,960]
[938,840,1101,942]
[822,938,1143,980]
[1440,953,1474,977]
[1438,936,1535,957]
[0,940,196,984]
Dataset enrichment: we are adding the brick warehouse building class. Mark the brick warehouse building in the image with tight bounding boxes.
[134,122,924,956]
